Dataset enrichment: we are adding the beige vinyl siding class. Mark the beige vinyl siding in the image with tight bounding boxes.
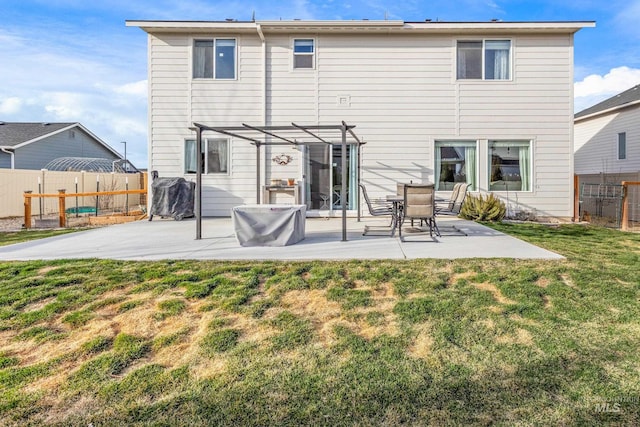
[146,26,577,218]
[149,33,189,179]
[575,107,640,175]
[149,32,263,215]
[456,34,574,217]
[314,34,454,192]
[265,35,317,180]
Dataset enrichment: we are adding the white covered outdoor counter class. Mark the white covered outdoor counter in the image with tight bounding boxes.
[231,205,306,246]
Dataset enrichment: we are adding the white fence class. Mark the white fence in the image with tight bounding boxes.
[0,169,146,218]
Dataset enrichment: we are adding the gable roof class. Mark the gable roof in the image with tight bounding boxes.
[0,122,122,158]
[0,122,75,147]
[575,84,640,121]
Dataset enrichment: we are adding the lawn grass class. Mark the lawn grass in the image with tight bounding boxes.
[0,228,83,247]
[0,223,638,425]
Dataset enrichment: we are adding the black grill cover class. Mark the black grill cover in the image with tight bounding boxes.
[150,177,195,220]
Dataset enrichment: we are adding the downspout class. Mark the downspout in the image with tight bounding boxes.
[0,147,15,169]
[257,23,266,204]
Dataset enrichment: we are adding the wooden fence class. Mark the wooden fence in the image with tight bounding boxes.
[0,169,146,218]
[621,181,640,231]
[575,174,640,231]
[23,188,148,229]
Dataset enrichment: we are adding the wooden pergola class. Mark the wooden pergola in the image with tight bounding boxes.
[191,121,365,242]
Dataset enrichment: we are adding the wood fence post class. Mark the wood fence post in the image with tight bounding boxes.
[621,181,628,231]
[58,190,67,228]
[24,191,32,230]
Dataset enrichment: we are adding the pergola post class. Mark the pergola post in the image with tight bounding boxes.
[357,143,362,222]
[256,143,261,204]
[341,123,348,242]
[196,127,203,240]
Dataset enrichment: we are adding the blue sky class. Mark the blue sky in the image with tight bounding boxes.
[2,0,640,168]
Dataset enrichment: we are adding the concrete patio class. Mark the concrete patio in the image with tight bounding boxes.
[0,216,563,261]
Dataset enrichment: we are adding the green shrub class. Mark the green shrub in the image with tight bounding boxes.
[459,193,506,222]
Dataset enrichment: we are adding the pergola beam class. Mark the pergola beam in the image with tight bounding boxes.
[343,120,362,145]
[292,122,331,144]
[191,121,364,242]
[242,123,298,145]
[193,123,263,145]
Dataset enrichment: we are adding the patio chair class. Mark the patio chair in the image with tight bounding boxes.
[399,183,440,241]
[436,183,463,213]
[360,184,395,236]
[435,183,470,236]
[437,183,469,215]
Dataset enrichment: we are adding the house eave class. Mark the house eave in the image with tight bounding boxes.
[575,99,640,123]
[126,19,595,35]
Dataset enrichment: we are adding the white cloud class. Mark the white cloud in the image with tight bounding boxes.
[574,66,640,97]
[0,97,23,114]
[574,66,640,112]
[113,80,148,97]
[43,92,87,120]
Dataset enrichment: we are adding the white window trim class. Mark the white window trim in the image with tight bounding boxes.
[184,138,231,175]
[617,132,627,161]
[455,38,513,82]
[434,140,479,191]
[292,37,316,71]
[487,139,533,193]
[192,37,238,81]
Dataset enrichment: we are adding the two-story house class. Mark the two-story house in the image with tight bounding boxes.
[127,19,593,219]
[575,84,640,183]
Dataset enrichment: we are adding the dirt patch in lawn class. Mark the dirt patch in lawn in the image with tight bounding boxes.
[472,282,516,305]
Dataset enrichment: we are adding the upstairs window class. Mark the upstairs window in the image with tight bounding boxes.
[193,38,236,79]
[293,39,314,69]
[193,40,213,78]
[185,138,229,174]
[618,132,627,160]
[457,40,511,80]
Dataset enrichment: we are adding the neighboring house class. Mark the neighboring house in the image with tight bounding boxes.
[0,122,123,170]
[574,84,640,183]
[128,19,593,218]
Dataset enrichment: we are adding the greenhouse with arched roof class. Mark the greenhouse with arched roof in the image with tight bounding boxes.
[44,157,132,173]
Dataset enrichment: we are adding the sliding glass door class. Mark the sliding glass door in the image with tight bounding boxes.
[304,144,357,211]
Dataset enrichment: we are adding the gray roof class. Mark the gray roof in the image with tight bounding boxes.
[575,84,640,119]
[0,122,76,147]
